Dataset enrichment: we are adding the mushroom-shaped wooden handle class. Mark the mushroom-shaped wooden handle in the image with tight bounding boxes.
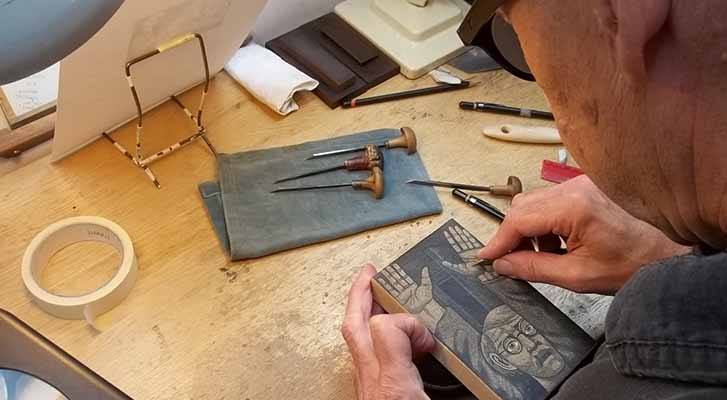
[489,176,523,197]
[353,166,385,199]
[386,127,418,155]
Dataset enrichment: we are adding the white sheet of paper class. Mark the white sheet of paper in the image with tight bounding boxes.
[54,0,268,160]
[1,63,59,117]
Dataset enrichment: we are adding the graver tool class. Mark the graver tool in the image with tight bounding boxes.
[275,144,383,184]
[307,127,417,160]
[407,176,523,198]
[272,166,385,199]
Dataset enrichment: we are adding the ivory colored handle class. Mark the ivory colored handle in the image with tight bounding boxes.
[482,124,562,144]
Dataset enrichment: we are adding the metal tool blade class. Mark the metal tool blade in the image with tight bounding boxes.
[271,183,351,193]
[407,180,492,192]
[306,147,364,160]
[274,165,344,184]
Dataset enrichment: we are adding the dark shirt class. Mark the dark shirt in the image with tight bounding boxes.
[556,250,727,399]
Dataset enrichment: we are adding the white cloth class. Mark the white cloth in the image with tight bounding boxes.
[224,43,318,116]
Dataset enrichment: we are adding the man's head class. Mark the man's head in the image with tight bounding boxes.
[495,0,727,249]
[481,305,565,378]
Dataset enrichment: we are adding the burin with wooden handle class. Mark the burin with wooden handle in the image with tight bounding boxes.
[307,127,417,160]
[407,176,523,198]
[275,144,383,184]
[271,166,385,199]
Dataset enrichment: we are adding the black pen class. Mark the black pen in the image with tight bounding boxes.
[451,189,505,221]
[459,101,554,120]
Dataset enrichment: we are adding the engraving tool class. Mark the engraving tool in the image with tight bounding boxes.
[307,127,417,160]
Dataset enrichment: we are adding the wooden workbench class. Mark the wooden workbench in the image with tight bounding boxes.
[0,70,555,399]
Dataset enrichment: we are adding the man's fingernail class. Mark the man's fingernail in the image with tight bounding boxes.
[493,259,515,276]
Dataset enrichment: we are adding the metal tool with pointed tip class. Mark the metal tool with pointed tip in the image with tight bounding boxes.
[271,166,385,199]
[307,127,417,160]
[407,176,523,198]
[275,144,383,184]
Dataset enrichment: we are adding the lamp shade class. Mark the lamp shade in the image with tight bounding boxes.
[0,0,124,85]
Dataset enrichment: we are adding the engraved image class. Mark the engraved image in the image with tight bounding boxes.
[425,224,500,282]
[375,220,594,400]
[482,305,565,378]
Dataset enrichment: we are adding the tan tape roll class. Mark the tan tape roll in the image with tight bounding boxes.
[21,217,137,325]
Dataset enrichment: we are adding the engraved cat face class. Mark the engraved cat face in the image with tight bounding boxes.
[481,305,565,378]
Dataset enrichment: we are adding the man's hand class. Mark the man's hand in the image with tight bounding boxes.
[479,175,690,294]
[342,265,435,400]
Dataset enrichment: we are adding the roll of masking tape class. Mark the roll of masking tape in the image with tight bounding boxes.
[21,217,137,325]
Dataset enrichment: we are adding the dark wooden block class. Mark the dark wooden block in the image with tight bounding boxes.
[373,219,596,400]
[267,13,400,109]
[0,112,55,158]
[317,14,378,65]
[276,30,356,91]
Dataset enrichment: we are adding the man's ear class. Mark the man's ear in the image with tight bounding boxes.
[609,0,671,80]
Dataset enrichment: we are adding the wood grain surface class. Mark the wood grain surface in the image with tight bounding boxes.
[0,70,556,399]
[0,112,55,158]
[0,102,9,135]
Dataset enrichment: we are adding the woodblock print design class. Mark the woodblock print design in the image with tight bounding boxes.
[375,219,594,400]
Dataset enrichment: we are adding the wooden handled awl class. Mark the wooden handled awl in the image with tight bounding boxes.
[275,144,383,184]
[407,176,523,197]
[482,124,561,144]
[271,166,385,199]
[307,127,417,160]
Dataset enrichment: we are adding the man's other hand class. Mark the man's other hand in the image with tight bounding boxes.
[341,265,434,400]
[479,175,689,294]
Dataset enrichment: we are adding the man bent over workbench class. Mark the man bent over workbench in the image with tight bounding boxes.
[341,1,727,399]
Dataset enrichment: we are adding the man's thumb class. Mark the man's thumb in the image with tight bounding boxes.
[370,314,435,366]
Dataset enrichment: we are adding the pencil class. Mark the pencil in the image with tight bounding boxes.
[343,82,471,108]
